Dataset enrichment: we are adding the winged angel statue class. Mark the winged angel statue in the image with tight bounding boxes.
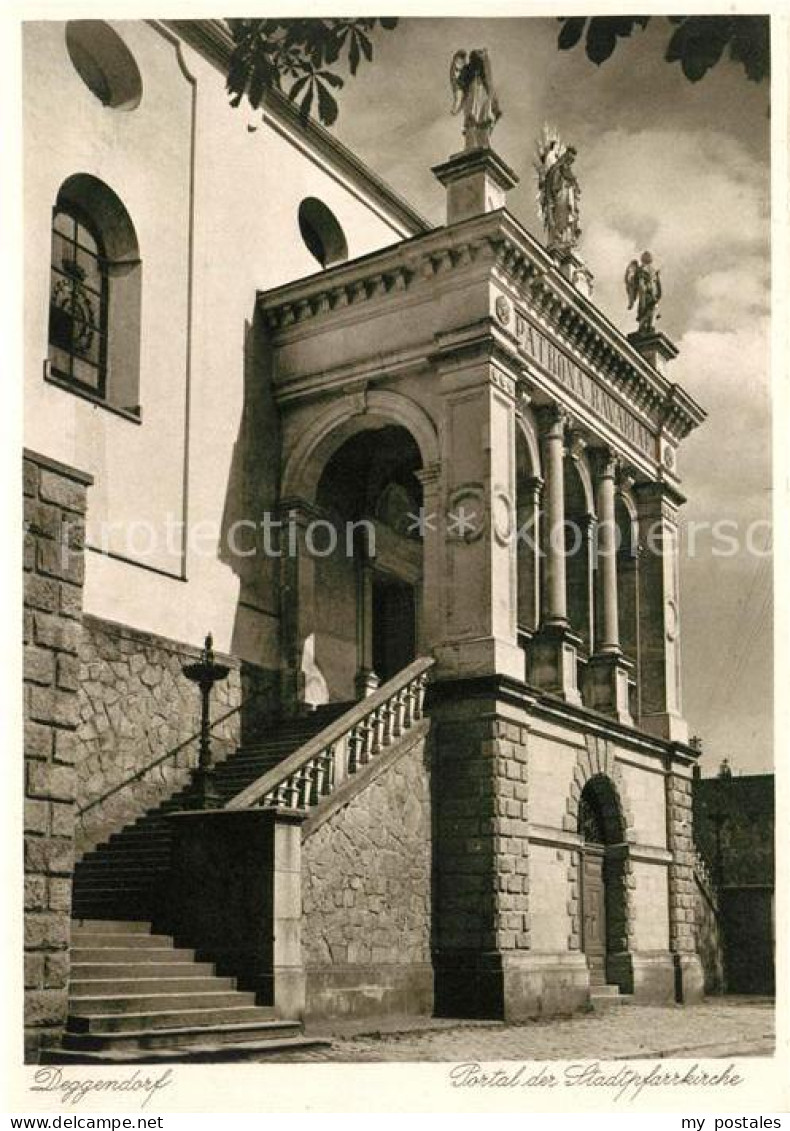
[534,124,582,251]
[625,251,662,334]
[450,49,501,150]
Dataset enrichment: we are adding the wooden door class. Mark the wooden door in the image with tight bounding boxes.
[581,850,607,984]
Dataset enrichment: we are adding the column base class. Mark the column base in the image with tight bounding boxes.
[584,651,633,724]
[354,668,380,699]
[640,711,689,744]
[434,636,526,682]
[528,623,582,704]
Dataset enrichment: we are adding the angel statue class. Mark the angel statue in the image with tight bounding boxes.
[625,251,662,334]
[534,124,582,251]
[450,48,501,150]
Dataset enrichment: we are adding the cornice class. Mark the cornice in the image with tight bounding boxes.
[160,19,429,238]
[258,209,706,444]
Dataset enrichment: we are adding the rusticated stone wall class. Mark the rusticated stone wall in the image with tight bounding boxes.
[666,761,705,1001]
[76,616,278,853]
[301,730,432,1018]
[23,450,91,1061]
[431,695,531,1019]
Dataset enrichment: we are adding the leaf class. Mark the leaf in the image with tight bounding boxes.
[557,17,587,51]
[348,31,360,75]
[585,21,618,65]
[316,78,339,126]
[729,16,770,82]
[666,17,732,82]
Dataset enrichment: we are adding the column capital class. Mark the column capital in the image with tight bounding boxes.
[518,475,544,504]
[276,496,325,526]
[535,403,567,438]
[588,446,620,481]
[565,427,588,463]
[414,461,442,489]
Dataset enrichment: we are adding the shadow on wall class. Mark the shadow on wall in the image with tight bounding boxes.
[219,312,283,739]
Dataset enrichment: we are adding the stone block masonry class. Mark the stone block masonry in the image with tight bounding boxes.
[302,729,432,1019]
[75,616,278,853]
[23,450,92,1062]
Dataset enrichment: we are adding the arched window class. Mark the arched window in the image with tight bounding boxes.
[46,175,141,418]
[49,206,109,395]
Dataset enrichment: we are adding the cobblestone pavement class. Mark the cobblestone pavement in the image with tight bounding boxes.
[277,997,775,1062]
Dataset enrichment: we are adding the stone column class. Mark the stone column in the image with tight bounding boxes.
[665,755,705,1002]
[355,552,379,698]
[23,449,92,1061]
[585,450,633,723]
[633,481,688,742]
[432,352,524,682]
[527,407,581,703]
[278,499,319,714]
[516,475,542,637]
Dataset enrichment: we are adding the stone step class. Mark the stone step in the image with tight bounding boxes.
[589,991,633,1011]
[61,1019,303,1053]
[42,1034,328,1064]
[71,961,217,979]
[75,861,169,878]
[68,1005,277,1035]
[590,984,620,997]
[71,975,236,995]
[70,932,173,948]
[71,919,155,933]
[70,990,257,1015]
[72,946,194,964]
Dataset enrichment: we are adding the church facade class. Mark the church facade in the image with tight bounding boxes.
[22,19,707,1061]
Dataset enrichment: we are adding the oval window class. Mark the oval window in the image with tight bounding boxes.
[298,198,348,268]
[66,21,142,110]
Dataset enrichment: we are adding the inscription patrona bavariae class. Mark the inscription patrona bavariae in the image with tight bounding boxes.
[514,310,655,458]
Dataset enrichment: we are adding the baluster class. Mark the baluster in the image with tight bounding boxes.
[381,702,394,746]
[321,749,334,795]
[392,689,404,738]
[347,728,360,775]
[297,765,310,808]
[355,723,371,769]
[362,714,373,760]
[402,683,414,729]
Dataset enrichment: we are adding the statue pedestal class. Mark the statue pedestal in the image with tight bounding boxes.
[628,330,678,376]
[550,246,594,297]
[432,147,519,225]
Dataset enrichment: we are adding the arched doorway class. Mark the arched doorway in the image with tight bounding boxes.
[577,775,630,988]
[312,424,424,700]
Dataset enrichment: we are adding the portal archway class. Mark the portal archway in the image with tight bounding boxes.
[577,773,632,989]
[279,408,431,710]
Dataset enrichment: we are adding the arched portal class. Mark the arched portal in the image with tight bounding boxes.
[577,774,630,987]
[282,420,426,708]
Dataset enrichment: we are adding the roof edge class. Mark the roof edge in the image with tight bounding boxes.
[159,19,431,237]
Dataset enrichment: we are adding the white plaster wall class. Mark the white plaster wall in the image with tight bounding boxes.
[616,756,668,848]
[528,729,583,831]
[24,20,418,664]
[631,861,671,951]
[529,844,571,952]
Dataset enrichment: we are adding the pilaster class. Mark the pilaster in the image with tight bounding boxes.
[432,354,524,682]
[634,481,688,742]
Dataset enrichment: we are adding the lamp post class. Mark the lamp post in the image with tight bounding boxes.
[182,633,230,809]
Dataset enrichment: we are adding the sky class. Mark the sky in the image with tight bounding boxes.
[327,16,772,774]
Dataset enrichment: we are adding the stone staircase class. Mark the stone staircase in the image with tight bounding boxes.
[72,702,352,922]
[48,920,326,1062]
[61,660,434,1061]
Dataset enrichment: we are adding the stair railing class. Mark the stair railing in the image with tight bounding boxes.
[225,656,434,812]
